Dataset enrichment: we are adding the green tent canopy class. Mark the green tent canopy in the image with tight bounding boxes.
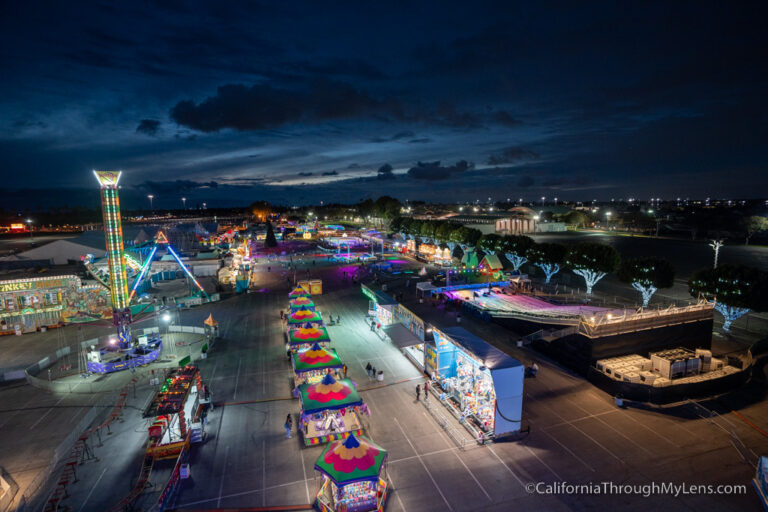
[298,374,362,414]
[287,309,323,324]
[293,344,343,373]
[314,434,387,484]
[288,326,331,344]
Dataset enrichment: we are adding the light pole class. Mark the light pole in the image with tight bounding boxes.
[147,194,154,211]
[541,196,545,205]
[709,239,724,268]
[26,218,33,243]
[182,197,186,209]
[605,211,612,229]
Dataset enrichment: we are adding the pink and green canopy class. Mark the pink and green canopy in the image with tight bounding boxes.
[288,326,331,344]
[289,297,315,310]
[314,434,387,484]
[293,344,342,373]
[289,287,311,298]
[299,374,362,414]
[287,309,322,324]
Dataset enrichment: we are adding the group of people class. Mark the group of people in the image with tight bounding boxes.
[365,362,378,379]
[415,380,431,401]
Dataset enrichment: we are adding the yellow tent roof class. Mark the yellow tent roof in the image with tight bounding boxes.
[204,314,218,326]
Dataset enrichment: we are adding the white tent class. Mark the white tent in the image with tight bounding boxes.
[3,239,105,265]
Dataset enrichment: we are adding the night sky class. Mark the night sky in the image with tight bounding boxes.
[1,1,766,209]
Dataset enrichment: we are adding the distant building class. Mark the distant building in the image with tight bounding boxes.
[495,207,538,234]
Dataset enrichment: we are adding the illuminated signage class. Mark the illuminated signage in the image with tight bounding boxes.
[10,223,25,230]
[0,277,72,293]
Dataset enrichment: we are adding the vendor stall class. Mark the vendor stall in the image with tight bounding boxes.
[288,307,323,326]
[428,327,524,438]
[290,296,315,311]
[298,374,368,446]
[314,434,389,512]
[293,343,344,386]
[288,325,332,350]
[361,284,396,326]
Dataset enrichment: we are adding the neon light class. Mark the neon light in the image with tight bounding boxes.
[166,246,209,299]
[129,245,158,301]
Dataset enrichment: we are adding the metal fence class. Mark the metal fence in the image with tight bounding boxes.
[11,393,116,512]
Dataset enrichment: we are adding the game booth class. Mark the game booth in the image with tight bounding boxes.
[144,365,205,459]
[288,308,324,326]
[293,343,344,386]
[290,296,315,311]
[427,327,524,438]
[288,325,332,351]
[298,374,369,446]
[314,434,389,512]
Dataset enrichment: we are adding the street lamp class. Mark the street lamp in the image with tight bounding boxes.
[26,218,33,242]
[181,197,186,209]
[147,194,154,210]
[541,196,545,205]
[709,239,724,268]
[605,211,612,229]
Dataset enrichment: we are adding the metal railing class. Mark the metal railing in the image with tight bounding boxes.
[422,395,466,450]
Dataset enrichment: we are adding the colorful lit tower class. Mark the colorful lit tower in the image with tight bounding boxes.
[93,170,132,346]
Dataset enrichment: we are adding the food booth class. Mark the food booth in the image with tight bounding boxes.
[298,373,368,446]
[361,284,397,326]
[314,434,389,512]
[428,327,524,438]
[293,343,344,386]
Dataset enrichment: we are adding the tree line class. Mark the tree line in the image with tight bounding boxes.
[389,216,768,332]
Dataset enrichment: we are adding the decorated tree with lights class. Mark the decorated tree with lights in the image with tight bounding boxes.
[264,222,278,248]
[566,242,621,294]
[618,257,675,307]
[689,264,768,332]
[478,233,503,255]
[501,235,534,273]
[527,242,567,283]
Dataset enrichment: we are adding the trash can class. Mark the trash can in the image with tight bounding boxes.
[377,371,383,382]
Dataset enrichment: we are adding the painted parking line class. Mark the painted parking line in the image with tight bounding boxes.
[393,416,454,511]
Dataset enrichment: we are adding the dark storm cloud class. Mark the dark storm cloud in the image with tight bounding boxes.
[321,170,338,176]
[136,180,219,195]
[377,163,395,180]
[136,119,161,136]
[487,146,539,166]
[371,131,415,143]
[407,160,473,181]
[517,176,535,188]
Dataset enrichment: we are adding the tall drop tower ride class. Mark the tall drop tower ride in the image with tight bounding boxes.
[93,170,132,346]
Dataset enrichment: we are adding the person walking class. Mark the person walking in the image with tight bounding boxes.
[286,342,291,360]
[424,380,430,399]
[342,364,348,378]
[415,384,421,401]
[337,314,341,325]
[371,366,377,380]
[365,362,372,378]
[280,310,284,320]
[284,414,293,438]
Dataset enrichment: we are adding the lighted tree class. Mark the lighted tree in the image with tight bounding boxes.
[527,242,566,283]
[478,233,503,255]
[566,242,620,294]
[264,222,278,248]
[689,264,768,332]
[618,257,675,307]
[450,226,482,250]
[420,220,437,243]
[436,222,460,252]
[501,235,534,273]
[744,215,768,245]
